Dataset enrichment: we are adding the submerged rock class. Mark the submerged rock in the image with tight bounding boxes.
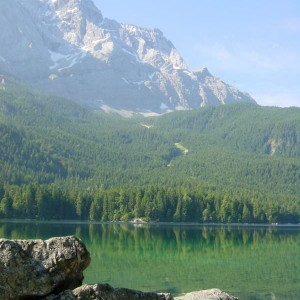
[45,285,238,300]
[0,236,90,299]
[175,288,238,300]
[73,284,173,300]
[46,283,173,300]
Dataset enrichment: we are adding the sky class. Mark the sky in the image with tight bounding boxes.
[94,0,300,107]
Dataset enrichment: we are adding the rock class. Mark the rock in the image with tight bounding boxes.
[45,283,174,300]
[73,283,174,300]
[0,236,90,299]
[45,289,76,300]
[174,288,238,300]
[45,285,238,300]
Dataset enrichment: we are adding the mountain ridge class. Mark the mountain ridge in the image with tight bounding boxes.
[0,0,255,112]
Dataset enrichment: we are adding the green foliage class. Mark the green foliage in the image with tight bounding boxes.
[0,81,300,223]
[0,184,298,223]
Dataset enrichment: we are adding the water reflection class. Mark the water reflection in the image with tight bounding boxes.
[0,221,299,300]
[1,221,299,245]
[85,223,300,252]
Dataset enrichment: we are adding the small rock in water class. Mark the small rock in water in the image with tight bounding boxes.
[45,283,173,300]
[174,288,238,300]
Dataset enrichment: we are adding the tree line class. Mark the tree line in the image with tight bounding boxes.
[0,184,298,224]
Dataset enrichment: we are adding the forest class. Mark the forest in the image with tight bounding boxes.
[0,184,298,223]
[0,79,299,223]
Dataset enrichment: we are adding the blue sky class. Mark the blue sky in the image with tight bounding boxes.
[94,0,300,107]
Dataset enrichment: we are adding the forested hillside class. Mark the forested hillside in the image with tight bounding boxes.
[0,81,299,222]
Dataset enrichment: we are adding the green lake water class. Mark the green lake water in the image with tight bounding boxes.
[0,221,299,299]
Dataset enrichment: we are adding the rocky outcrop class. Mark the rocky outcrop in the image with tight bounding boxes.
[0,236,238,300]
[175,288,239,300]
[0,236,90,299]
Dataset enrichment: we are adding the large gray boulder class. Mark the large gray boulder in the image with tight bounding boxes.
[175,288,238,300]
[0,236,90,299]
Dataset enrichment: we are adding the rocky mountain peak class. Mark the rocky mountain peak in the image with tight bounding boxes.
[16,0,103,47]
[0,0,255,113]
[49,0,104,46]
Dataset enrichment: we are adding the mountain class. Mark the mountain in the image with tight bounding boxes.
[0,0,255,113]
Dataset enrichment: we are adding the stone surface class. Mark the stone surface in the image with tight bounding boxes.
[45,283,174,300]
[45,286,238,300]
[0,236,90,300]
[174,288,238,300]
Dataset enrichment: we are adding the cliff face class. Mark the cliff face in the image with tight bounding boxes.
[0,0,255,113]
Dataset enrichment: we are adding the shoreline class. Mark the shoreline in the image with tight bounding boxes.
[1,218,299,227]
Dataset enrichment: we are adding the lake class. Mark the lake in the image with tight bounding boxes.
[0,221,299,300]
